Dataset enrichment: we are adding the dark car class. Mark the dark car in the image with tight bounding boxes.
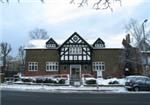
[125,75,150,91]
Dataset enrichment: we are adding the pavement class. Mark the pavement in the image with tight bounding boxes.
[2,90,150,105]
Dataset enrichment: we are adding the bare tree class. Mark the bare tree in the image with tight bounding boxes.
[18,46,25,65]
[0,0,44,3]
[120,34,143,76]
[1,0,121,11]
[125,19,150,76]
[125,19,150,51]
[29,28,49,40]
[0,42,12,73]
[70,0,121,11]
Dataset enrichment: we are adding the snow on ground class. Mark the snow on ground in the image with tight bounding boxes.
[1,76,128,93]
[0,83,127,93]
[97,78,125,85]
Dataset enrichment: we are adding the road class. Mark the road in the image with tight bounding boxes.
[1,90,150,105]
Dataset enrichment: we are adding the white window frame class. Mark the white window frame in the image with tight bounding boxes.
[46,62,58,71]
[47,44,56,48]
[95,44,104,48]
[28,62,38,71]
[69,47,82,54]
[93,62,105,71]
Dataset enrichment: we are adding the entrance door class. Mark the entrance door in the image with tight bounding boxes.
[97,70,103,78]
[70,65,81,81]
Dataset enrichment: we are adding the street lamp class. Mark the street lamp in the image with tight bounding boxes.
[142,19,148,51]
[142,19,149,74]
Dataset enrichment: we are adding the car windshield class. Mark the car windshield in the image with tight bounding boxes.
[126,76,149,81]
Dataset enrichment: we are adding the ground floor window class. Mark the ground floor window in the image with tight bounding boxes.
[93,62,105,71]
[46,62,58,71]
[28,62,38,71]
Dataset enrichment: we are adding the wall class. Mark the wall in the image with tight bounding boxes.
[24,49,59,76]
[92,48,123,78]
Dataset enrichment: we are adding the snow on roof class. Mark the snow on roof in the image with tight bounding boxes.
[25,38,95,49]
[25,39,65,49]
[25,39,122,49]
[25,39,47,49]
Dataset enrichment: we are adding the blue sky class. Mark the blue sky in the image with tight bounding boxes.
[0,0,150,56]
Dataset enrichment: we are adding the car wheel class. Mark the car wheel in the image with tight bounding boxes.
[134,87,140,91]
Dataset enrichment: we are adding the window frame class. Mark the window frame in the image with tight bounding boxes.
[28,62,38,71]
[46,62,59,71]
[92,62,105,71]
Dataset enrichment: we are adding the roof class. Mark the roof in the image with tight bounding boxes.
[58,32,93,49]
[25,32,123,50]
[93,38,105,45]
[46,38,58,47]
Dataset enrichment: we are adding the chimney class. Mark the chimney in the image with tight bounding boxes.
[126,34,130,44]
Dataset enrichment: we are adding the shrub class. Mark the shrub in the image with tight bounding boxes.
[36,78,44,83]
[85,79,96,85]
[108,80,119,85]
[58,79,66,84]
[21,78,32,82]
[43,79,57,84]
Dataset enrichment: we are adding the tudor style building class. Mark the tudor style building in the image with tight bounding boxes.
[24,32,142,81]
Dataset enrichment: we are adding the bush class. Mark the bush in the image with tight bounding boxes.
[21,78,32,82]
[36,78,44,83]
[85,79,96,85]
[43,79,57,84]
[35,78,57,84]
[108,80,119,85]
[58,79,66,84]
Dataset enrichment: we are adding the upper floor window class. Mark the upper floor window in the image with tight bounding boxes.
[28,62,38,71]
[46,44,56,48]
[46,38,58,48]
[95,44,104,48]
[93,38,105,48]
[69,47,82,54]
[46,62,58,71]
[93,62,105,71]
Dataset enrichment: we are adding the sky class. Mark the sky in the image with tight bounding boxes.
[0,0,150,56]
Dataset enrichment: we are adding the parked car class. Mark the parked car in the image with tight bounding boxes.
[125,75,150,91]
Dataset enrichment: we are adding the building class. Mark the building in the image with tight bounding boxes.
[0,54,3,72]
[142,51,150,76]
[5,60,21,77]
[24,32,142,81]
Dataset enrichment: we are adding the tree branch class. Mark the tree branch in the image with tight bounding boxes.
[71,0,121,11]
[0,0,44,3]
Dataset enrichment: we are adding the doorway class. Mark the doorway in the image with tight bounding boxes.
[70,65,81,81]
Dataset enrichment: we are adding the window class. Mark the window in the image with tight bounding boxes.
[69,56,73,60]
[46,44,56,48]
[46,62,58,71]
[95,44,104,48]
[93,62,105,71]
[69,47,82,54]
[74,56,77,60]
[28,62,38,71]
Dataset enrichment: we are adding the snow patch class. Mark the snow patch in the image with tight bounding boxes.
[0,84,127,93]
[97,78,125,85]
[25,39,47,49]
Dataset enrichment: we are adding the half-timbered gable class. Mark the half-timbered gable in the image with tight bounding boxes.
[59,32,92,64]
[46,38,58,48]
[93,38,105,48]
